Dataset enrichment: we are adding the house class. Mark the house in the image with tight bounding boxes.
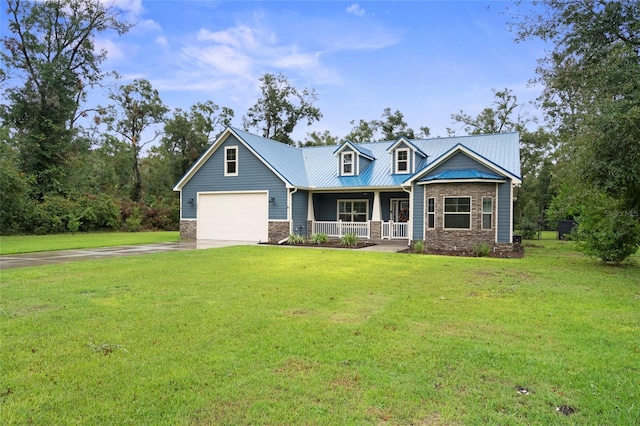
[173,127,521,251]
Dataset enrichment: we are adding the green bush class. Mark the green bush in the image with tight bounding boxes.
[575,194,640,264]
[472,243,491,257]
[78,194,120,231]
[310,233,329,244]
[412,240,425,253]
[518,220,538,240]
[288,234,307,244]
[340,232,359,247]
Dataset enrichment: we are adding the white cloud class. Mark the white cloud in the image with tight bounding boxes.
[346,3,365,17]
[137,18,162,33]
[155,36,168,47]
[94,38,126,62]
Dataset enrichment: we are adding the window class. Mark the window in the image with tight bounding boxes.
[482,197,493,230]
[338,200,368,222]
[444,197,471,229]
[341,152,354,176]
[224,146,238,176]
[396,149,409,173]
[427,197,435,229]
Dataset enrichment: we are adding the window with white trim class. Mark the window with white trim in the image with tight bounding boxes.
[395,148,409,173]
[224,146,238,176]
[444,197,471,229]
[482,197,493,230]
[427,197,435,229]
[341,152,354,176]
[338,200,368,222]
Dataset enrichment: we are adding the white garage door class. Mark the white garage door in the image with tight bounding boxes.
[197,192,269,241]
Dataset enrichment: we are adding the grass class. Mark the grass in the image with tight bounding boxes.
[1,240,639,424]
[0,231,180,255]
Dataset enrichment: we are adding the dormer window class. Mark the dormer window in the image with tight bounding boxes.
[396,148,409,173]
[341,152,354,176]
[225,146,238,176]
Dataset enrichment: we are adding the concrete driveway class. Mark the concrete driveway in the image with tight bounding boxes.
[0,239,409,271]
[0,240,254,271]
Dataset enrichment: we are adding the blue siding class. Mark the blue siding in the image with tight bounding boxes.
[426,152,494,177]
[391,142,415,175]
[380,192,409,221]
[412,184,424,240]
[497,181,512,242]
[181,134,288,220]
[359,157,373,175]
[313,192,374,221]
[292,190,308,235]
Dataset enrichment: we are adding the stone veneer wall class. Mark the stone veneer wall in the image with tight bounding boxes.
[180,220,197,240]
[268,221,290,243]
[370,221,381,240]
[424,182,502,251]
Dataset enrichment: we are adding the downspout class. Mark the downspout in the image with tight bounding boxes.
[288,187,298,236]
[402,185,412,247]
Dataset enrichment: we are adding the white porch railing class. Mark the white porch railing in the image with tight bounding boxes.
[382,221,408,239]
[312,221,370,238]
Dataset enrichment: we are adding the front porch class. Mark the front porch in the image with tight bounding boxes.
[310,220,408,240]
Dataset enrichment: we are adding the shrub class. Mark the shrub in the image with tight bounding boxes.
[310,233,329,244]
[575,194,640,264]
[340,232,359,247]
[519,220,538,240]
[412,240,425,253]
[123,207,143,232]
[472,243,491,257]
[288,234,307,244]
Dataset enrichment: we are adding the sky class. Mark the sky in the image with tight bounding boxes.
[7,0,549,143]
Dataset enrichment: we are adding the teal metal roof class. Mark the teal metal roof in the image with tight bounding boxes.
[222,129,521,190]
[419,168,506,182]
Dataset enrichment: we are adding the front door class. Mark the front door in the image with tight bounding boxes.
[391,199,409,222]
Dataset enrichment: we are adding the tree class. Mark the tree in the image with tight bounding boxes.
[451,88,520,135]
[344,108,428,142]
[512,0,640,261]
[344,119,378,143]
[98,79,168,202]
[302,130,339,146]
[243,73,322,145]
[1,0,131,196]
[159,101,234,181]
[376,108,415,140]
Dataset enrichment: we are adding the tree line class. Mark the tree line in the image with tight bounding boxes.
[1,0,638,262]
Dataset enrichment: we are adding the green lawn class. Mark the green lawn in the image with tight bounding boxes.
[0,231,180,255]
[1,241,638,424]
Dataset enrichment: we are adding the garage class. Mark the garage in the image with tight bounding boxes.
[197,192,269,241]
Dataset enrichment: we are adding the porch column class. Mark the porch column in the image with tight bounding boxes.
[372,191,381,221]
[371,191,382,239]
[307,192,314,238]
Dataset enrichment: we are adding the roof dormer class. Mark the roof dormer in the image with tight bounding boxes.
[333,141,376,177]
[387,136,427,174]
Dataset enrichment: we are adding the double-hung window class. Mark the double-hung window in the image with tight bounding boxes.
[444,197,471,229]
[338,200,368,222]
[427,197,435,229]
[341,152,354,176]
[224,146,238,176]
[396,149,409,173]
[482,197,493,230]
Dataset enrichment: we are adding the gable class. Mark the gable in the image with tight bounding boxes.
[174,128,300,191]
[427,152,494,176]
[406,143,522,186]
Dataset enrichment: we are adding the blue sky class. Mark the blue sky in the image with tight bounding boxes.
[12,1,548,142]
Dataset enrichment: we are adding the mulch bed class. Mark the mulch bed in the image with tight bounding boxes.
[399,244,525,258]
[269,241,377,249]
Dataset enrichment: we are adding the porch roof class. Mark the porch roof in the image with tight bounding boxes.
[418,168,506,182]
